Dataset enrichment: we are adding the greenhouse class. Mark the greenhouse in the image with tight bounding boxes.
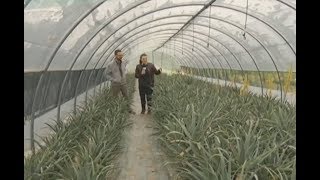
[24,0,296,179]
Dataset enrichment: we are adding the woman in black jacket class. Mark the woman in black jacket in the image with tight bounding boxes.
[135,53,162,114]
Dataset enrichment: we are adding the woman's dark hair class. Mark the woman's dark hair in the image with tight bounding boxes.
[115,49,122,55]
[139,53,147,64]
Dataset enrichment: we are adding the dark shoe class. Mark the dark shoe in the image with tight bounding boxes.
[141,109,146,114]
[147,110,151,114]
[128,110,135,114]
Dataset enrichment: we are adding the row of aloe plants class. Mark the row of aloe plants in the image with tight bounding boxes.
[152,74,296,180]
[24,74,135,179]
[180,66,296,93]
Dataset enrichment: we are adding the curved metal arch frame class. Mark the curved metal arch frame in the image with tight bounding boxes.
[72,16,268,107]
[210,4,296,55]
[128,29,232,73]
[30,0,108,118]
[152,43,205,71]
[154,45,211,76]
[164,48,225,86]
[75,37,168,101]
[145,29,263,94]
[132,44,195,68]
[57,12,281,122]
[169,34,237,81]
[163,45,202,73]
[148,50,187,74]
[121,47,194,85]
[75,36,199,113]
[119,42,206,86]
[25,0,296,154]
[165,37,225,78]
[28,0,110,154]
[147,16,285,98]
[155,49,190,69]
[116,12,292,97]
[49,3,209,120]
[106,19,265,91]
[99,39,229,93]
[98,44,190,91]
[82,34,210,104]
[140,47,198,79]
[166,41,232,85]
[111,50,182,80]
[95,37,209,92]
[275,0,296,10]
[160,49,198,77]
[95,43,198,92]
[45,3,287,122]
[177,15,285,99]
[191,21,265,93]
[194,15,284,99]
[157,26,247,80]
[98,35,217,86]
[54,3,291,120]
[83,14,283,96]
[24,0,32,9]
[122,46,191,72]
[30,0,294,119]
[163,37,230,85]
[149,47,191,68]
[69,19,267,119]
[75,19,267,111]
[71,26,229,110]
[93,33,233,96]
[122,35,208,71]
[160,42,225,82]
[107,30,227,77]
[33,0,200,122]
[94,34,210,96]
[24,0,296,12]
[88,33,221,97]
[155,47,222,81]
[180,29,246,80]
[115,21,238,72]
[123,44,194,72]
[159,48,220,84]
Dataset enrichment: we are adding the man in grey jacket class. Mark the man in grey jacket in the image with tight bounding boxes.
[105,49,135,114]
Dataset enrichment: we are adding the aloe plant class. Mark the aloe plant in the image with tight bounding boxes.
[152,74,296,180]
[24,74,135,179]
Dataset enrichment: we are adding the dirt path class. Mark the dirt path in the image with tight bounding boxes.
[115,80,171,180]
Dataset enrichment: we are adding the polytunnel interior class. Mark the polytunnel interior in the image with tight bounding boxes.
[24,0,296,179]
